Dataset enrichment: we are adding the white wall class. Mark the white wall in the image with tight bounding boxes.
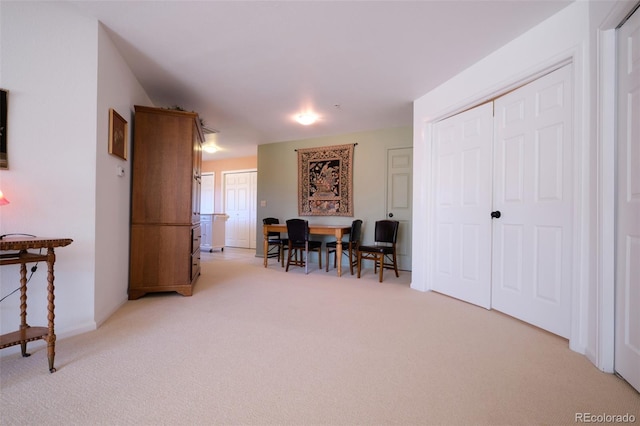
[0,1,98,341]
[0,2,151,352]
[412,0,636,370]
[95,25,152,326]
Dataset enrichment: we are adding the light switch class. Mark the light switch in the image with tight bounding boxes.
[117,165,125,177]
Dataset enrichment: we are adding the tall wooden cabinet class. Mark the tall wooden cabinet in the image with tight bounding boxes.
[129,105,204,300]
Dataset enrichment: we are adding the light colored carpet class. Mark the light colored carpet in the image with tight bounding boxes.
[1,248,638,425]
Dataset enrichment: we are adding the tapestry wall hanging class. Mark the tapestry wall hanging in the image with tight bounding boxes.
[298,143,355,216]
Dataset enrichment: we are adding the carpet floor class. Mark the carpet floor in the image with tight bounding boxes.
[1,248,638,425]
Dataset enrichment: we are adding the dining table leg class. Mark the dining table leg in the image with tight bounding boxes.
[263,227,269,268]
[335,229,343,277]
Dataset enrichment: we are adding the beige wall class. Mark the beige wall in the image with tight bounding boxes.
[203,156,257,213]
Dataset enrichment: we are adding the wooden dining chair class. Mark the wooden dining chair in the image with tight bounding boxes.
[357,220,400,282]
[285,219,322,274]
[325,219,362,275]
[263,217,288,267]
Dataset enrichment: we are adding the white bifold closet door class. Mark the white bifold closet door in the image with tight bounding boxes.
[431,65,573,339]
[432,103,494,309]
[492,65,573,339]
[615,7,640,393]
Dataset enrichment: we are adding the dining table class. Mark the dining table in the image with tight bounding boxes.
[262,223,352,276]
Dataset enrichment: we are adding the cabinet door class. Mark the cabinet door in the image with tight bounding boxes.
[129,225,192,288]
[190,225,201,280]
[131,112,193,224]
[192,123,202,224]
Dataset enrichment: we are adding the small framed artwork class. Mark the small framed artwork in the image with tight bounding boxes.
[108,108,128,160]
[1,89,8,169]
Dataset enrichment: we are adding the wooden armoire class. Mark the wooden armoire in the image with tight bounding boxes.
[128,105,203,300]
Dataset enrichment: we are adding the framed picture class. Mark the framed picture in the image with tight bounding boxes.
[108,108,128,160]
[297,143,355,216]
[1,89,8,169]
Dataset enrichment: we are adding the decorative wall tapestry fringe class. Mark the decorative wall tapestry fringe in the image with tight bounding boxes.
[294,143,357,152]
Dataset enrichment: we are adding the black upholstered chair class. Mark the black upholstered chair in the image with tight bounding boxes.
[285,219,322,274]
[325,219,362,275]
[357,220,400,282]
[263,217,288,267]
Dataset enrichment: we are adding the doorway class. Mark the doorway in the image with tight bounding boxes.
[387,147,413,270]
[223,170,257,249]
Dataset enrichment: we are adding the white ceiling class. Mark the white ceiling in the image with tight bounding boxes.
[69,0,573,160]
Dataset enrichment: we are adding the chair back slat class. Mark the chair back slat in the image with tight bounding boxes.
[350,219,363,244]
[286,219,309,243]
[263,217,281,239]
[285,219,321,273]
[374,220,399,245]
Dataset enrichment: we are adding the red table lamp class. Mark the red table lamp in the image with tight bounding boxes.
[0,190,10,206]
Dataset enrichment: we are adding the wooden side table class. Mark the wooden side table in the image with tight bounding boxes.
[0,237,73,373]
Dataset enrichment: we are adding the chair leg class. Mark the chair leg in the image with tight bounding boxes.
[285,248,290,271]
[357,252,362,278]
[325,247,330,272]
[348,249,355,275]
[326,248,338,272]
[378,254,384,282]
[286,245,294,272]
[392,252,399,277]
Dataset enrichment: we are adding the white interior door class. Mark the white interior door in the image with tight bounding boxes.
[249,171,257,249]
[224,171,256,248]
[492,65,573,338]
[386,147,413,270]
[615,8,640,393]
[201,173,214,214]
[432,103,493,309]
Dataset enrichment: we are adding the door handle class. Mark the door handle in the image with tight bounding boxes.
[388,213,394,218]
[491,210,501,219]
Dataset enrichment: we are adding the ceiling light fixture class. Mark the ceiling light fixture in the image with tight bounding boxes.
[296,113,318,126]
[203,131,219,154]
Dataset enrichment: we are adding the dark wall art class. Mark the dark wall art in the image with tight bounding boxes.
[297,143,355,216]
[1,89,8,169]
[108,108,128,160]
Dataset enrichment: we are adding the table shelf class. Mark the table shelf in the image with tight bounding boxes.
[0,327,48,349]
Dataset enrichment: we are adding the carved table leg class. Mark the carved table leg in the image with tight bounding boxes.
[46,247,57,373]
[18,258,30,357]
